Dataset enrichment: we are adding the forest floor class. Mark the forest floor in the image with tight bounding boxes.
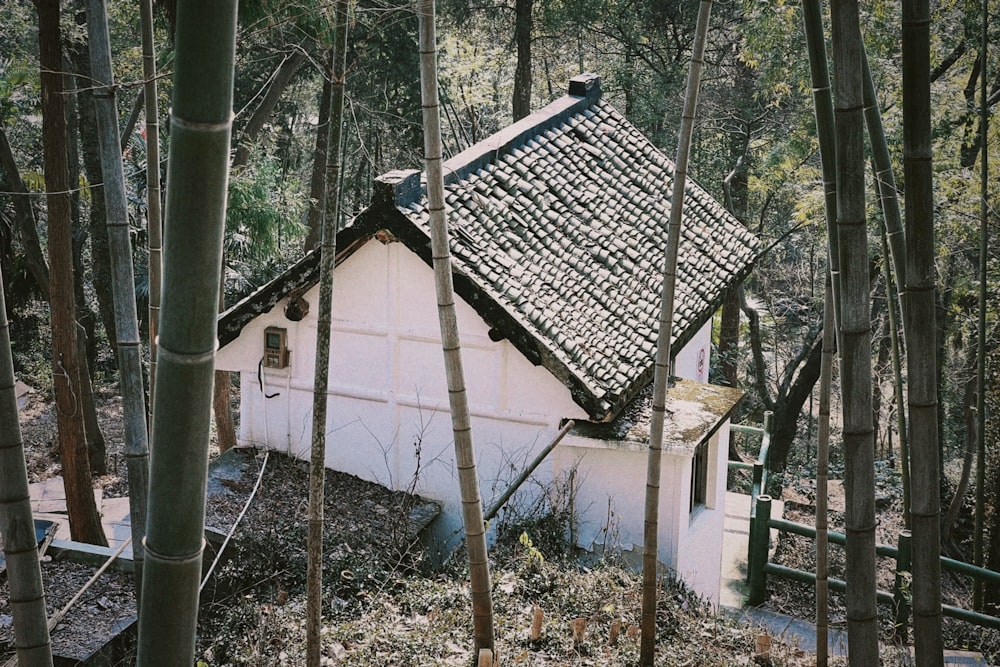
[7,384,796,665]
[7,381,991,665]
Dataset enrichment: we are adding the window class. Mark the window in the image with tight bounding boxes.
[690,439,709,512]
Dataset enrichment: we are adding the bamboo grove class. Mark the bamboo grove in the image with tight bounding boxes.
[0,0,995,663]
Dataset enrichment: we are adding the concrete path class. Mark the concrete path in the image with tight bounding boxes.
[720,490,784,608]
[724,605,849,658]
[718,491,853,656]
[29,476,134,559]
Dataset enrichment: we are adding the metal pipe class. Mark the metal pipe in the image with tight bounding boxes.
[764,563,896,605]
[483,420,575,523]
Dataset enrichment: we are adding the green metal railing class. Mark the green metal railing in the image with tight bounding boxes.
[726,411,774,582]
[747,495,1000,635]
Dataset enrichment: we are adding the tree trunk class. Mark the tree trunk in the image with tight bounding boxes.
[718,286,740,388]
[830,0,879,661]
[136,2,238,662]
[36,0,108,547]
[0,272,54,667]
[63,45,107,475]
[740,289,824,472]
[512,0,533,121]
[639,1,712,663]
[69,30,117,353]
[718,150,747,391]
[303,53,334,254]
[766,335,823,472]
[87,0,151,602]
[902,0,945,658]
[417,0,496,656]
[306,12,348,666]
[211,368,237,453]
[75,324,106,475]
[232,50,307,167]
[0,125,49,300]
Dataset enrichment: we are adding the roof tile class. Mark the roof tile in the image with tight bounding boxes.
[397,94,758,419]
[218,76,759,423]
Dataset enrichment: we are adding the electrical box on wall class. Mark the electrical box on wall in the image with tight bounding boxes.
[263,326,290,369]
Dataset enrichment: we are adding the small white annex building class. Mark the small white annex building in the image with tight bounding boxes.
[216,74,758,603]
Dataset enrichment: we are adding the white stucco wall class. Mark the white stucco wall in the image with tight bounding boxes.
[217,239,588,553]
[216,239,730,599]
[673,318,712,383]
[552,421,726,604]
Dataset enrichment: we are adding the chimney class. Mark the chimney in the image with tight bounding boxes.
[568,73,602,100]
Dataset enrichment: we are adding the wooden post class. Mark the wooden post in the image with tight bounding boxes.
[748,495,772,606]
[609,618,622,646]
[571,617,587,646]
[893,530,912,641]
[754,634,772,662]
[529,605,543,641]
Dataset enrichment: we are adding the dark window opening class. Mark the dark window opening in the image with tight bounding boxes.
[690,439,709,512]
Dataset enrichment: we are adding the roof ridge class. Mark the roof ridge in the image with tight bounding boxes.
[376,74,603,209]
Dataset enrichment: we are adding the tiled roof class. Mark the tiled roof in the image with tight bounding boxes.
[218,74,758,422]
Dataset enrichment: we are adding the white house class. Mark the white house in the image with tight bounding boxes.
[215,74,758,603]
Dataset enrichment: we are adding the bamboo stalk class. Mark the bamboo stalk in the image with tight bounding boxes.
[879,222,911,529]
[815,283,834,667]
[136,2,238,663]
[86,0,150,604]
[639,2,713,663]
[800,0,842,333]
[902,0,945,659]
[0,272,52,666]
[973,0,989,610]
[862,48,907,322]
[306,5,350,666]
[140,0,162,404]
[200,452,270,591]
[483,421,574,523]
[417,0,496,653]
[830,0,880,661]
[47,538,132,634]
[0,537,134,667]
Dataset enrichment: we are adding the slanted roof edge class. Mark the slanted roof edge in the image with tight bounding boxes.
[597,265,756,423]
[216,215,383,347]
[385,74,604,209]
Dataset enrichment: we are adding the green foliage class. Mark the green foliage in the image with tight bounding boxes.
[0,2,39,125]
[223,154,305,301]
[518,530,545,564]
[0,56,36,125]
